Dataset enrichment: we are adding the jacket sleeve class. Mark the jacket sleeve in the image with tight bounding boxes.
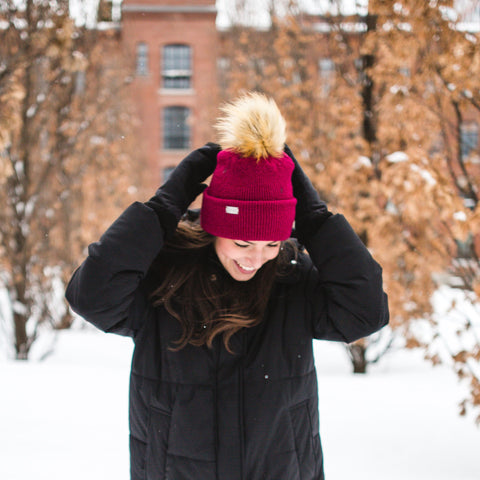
[300,214,389,343]
[65,202,165,337]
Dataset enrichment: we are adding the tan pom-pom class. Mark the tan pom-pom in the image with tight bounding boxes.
[215,92,286,160]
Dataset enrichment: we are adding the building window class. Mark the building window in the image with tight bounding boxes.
[162,44,192,89]
[456,232,474,258]
[163,106,190,149]
[319,58,335,96]
[217,57,230,93]
[399,65,411,77]
[74,71,86,95]
[136,42,149,76]
[460,122,479,159]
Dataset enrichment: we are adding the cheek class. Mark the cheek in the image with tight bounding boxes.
[265,247,281,262]
[215,239,229,255]
[215,241,239,264]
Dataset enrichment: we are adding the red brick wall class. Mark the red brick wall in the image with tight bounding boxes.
[122,0,218,188]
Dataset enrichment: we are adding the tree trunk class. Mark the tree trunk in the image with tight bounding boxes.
[12,257,31,360]
[56,310,75,330]
[14,311,29,360]
[361,12,380,178]
[348,342,368,374]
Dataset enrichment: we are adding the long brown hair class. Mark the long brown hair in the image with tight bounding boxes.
[151,218,296,353]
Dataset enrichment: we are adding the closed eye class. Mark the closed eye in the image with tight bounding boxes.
[233,241,280,248]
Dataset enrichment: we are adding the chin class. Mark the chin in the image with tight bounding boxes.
[228,270,257,282]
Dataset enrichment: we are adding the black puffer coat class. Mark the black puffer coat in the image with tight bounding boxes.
[66,202,389,480]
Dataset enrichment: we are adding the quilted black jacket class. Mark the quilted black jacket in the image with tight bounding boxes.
[66,202,389,480]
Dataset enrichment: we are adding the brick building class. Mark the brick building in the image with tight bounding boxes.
[120,0,219,187]
[107,0,479,191]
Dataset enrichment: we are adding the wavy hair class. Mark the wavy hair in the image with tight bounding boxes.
[151,218,296,353]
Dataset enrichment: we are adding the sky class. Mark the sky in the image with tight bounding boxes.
[216,0,368,28]
[70,0,479,30]
[69,0,370,28]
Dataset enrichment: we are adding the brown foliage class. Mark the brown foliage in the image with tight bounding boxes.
[220,0,480,422]
[0,1,142,358]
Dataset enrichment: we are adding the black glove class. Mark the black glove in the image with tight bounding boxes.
[146,143,221,238]
[284,144,332,244]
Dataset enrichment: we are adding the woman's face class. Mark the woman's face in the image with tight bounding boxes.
[214,237,281,281]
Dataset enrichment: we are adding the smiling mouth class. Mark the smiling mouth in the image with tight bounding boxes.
[234,260,256,273]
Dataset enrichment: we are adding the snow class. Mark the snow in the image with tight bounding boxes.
[26,104,36,118]
[454,211,467,221]
[1,326,479,480]
[439,6,459,23]
[386,151,409,163]
[0,328,133,480]
[318,344,480,480]
[410,164,437,186]
[12,300,27,315]
[355,155,372,169]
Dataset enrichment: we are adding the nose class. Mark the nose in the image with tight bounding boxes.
[248,248,265,269]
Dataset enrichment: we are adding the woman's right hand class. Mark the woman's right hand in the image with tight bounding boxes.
[146,143,221,238]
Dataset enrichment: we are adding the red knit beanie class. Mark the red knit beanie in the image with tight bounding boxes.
[201,93,297,241]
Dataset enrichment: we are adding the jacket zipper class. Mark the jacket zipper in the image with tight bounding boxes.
[214,339,220,480]
[239,331,246,479]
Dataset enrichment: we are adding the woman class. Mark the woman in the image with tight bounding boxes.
[66,92,389,480]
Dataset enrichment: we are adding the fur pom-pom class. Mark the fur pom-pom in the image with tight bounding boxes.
[215,92,286,160]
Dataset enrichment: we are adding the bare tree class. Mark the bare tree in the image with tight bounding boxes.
[0,0,140,359]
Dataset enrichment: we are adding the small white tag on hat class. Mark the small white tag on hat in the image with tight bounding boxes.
[226,206,239,215]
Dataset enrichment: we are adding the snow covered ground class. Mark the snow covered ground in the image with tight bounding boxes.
[1,326,479,480]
